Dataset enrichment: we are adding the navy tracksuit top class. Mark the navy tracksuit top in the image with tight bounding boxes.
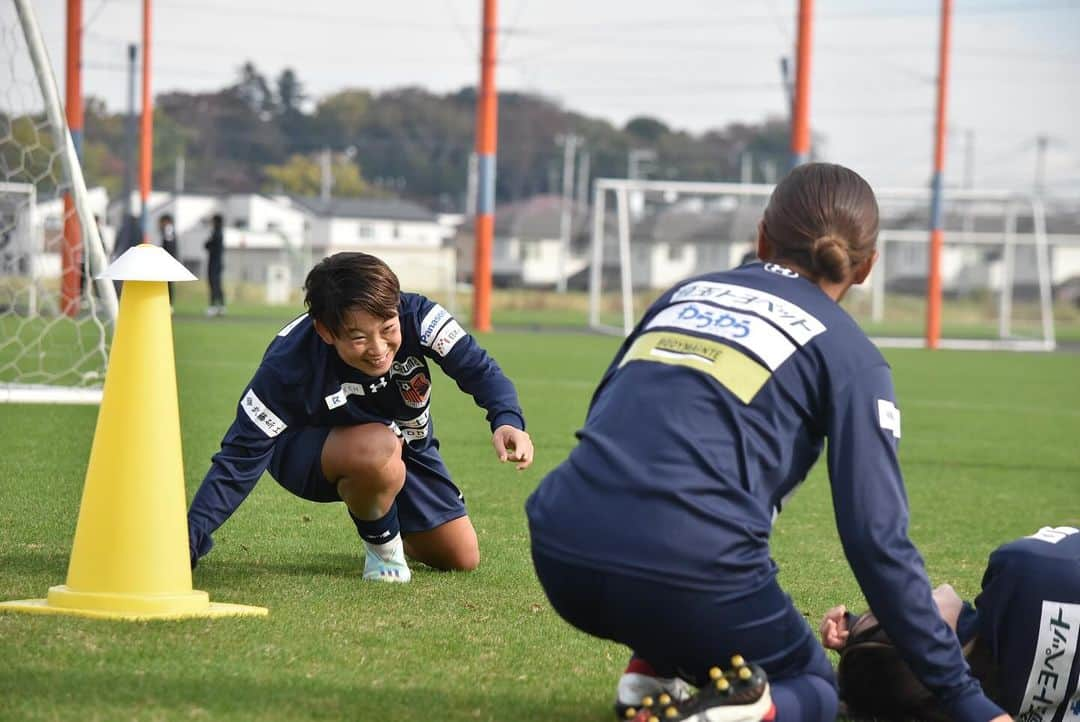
[960,526,1080,720]
[188,293,525,557]
[527,261,1003,722]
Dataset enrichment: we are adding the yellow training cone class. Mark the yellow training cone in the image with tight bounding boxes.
[1,244,267,620]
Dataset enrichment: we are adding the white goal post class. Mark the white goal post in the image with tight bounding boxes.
[587,178,1056,352]
[0,0,118,403]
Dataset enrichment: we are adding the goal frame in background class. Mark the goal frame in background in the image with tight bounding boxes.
[0,181,37,313]
[0,0,118,404]
[587,178,1056,352]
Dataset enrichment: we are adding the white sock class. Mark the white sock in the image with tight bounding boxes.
[365,532,406,563]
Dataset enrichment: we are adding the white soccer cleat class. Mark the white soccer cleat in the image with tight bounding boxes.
[362,535,412,583]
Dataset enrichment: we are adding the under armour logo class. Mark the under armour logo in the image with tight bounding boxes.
[369,377,387,394]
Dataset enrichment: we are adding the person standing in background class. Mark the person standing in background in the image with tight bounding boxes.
[159,213,179,307]
[205,213,225,316]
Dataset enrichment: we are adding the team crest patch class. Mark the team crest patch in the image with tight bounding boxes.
[397,373,432,408]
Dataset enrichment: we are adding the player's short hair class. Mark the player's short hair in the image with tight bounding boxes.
[304,252,401,336]
[762,162,879,284]
[837,613,951,722]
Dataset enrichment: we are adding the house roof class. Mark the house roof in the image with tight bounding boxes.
[631,197,765,245]
[496,195,590,239]
[290,196,437,222]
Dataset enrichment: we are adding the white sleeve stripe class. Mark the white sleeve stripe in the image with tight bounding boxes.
[277,314,307,337]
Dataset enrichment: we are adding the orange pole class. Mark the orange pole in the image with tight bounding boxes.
[61,0,83,317]
[926,0,952,349]
[471,0,498,333]
[139,0,153,237]
[790,0,813,167]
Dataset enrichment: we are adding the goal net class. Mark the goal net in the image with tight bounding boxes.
[0,0,117,403]
[587,179,1056,351]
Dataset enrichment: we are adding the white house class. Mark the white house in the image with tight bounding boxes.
[288,196,456,298]
[455,195,591,288]
[11,186,110,279]
[620,196,760,289]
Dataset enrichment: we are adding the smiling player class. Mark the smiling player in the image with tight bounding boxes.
[187,252,533,582]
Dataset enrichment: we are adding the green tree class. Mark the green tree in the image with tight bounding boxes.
[275,68,310,153]
[624,116,670,142]
[313,89,372,148]
[263,153,370,197]
[236,61,275,117]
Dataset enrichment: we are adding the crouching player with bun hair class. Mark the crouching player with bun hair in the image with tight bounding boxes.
[187,252,533,582]
[825,524,1080,721]
[526,163,1010,722]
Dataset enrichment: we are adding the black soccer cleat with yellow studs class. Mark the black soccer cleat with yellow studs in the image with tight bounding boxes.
[620,656,773,722]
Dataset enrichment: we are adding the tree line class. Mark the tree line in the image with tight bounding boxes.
[77,61,796,211]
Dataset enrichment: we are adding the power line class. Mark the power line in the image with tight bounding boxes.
[440,0,477,58]
[82,0,113,32]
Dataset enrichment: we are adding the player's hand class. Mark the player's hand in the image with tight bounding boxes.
[492,425,534,470]
[820,605,850,650]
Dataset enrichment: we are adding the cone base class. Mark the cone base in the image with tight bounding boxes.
[0,594,267,621]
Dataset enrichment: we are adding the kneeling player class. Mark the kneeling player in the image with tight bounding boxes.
[527,164,1006,722]
[823,525,1080,720]
[187,252,533,582]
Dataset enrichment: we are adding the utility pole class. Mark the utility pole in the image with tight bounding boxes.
[138,0,153,238]
[122,43,137,235]
[790,0,814,168]
[174,152,185,193]
[556,133,579,293]
[627,148,656,180]
[465,151,478,217]
[472,0,499,333]
[320,147,332,202]
[1034,134,1048,197]
[575,149,591,216]
[62,0,83,315]
[741,151,753,184]
[925,0,953,350]
[627,148,656,220]
[779,56,794,120]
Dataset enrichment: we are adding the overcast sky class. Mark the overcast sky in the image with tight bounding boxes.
[31,0,1080,195]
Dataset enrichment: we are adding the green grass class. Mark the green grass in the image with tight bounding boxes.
[1,312,1079,721]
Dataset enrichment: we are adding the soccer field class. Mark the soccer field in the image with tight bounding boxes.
[0,313,1077,722]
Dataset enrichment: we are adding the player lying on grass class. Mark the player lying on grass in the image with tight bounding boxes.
[823,524,1080,721]
[526,163,1010,722]
[187,252,533,582]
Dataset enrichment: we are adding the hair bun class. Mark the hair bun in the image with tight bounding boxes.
[810,234,851,283]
